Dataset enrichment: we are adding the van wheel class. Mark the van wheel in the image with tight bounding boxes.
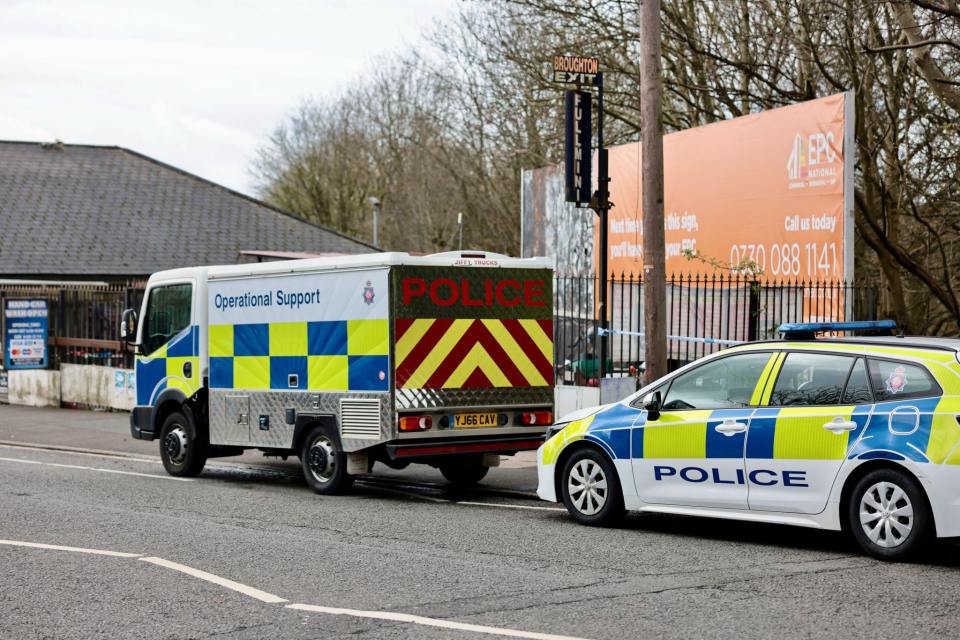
[159,411,207,477]
[301,424,354,495]
[439,457,489,486]
[847,468,931,561]
[560,447,624,526]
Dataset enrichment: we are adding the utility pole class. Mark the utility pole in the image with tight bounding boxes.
[639,0,667,382]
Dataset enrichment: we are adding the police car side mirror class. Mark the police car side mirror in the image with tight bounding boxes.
[643,391,662,420]
[120,308,138,344]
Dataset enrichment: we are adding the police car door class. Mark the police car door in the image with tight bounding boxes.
[633,351,776,509]
[747,352,871,514]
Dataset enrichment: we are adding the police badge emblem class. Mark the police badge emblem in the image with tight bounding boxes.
[362,281,375,305]
[885,365,908,394]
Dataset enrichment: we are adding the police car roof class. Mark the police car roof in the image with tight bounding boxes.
[743,335,960,354]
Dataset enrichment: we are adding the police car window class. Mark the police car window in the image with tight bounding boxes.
[142,284,192,355]
[868,359,940,402]
[768,352,853,406]
[841,358,873,404]
[661,352,770,411]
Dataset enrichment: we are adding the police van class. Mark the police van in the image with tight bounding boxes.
[120,251,554,493]
[537,321,960,560]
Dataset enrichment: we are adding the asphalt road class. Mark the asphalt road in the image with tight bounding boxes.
[2,404,960,639]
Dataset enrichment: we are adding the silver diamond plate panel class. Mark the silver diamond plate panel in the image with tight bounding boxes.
[209,389,394,452]
[395,386,553,411]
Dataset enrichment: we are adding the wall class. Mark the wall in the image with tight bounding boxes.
[8,369,61,407]
[3,365,135,410]
[60,364,135,410]
[554,385,600,420]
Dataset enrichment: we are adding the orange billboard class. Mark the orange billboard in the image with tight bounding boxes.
[594,92,852,281]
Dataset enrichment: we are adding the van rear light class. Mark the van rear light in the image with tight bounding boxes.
[517,411,553,426]
[399,415,432,432]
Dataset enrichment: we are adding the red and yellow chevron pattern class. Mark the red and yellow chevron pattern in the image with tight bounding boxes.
[395,318,553,389]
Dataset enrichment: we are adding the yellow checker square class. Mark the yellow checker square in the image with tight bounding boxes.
[166,357,200,395]
[269,322,308,356]
[774,408,851,460]
[209,324,234,357]
[347,319,388,356]
[644,417,708,459]
[234,356,270,389]
[308,355,348,390]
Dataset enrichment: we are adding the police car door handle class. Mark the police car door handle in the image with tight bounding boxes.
[823,418,857,434]
[715,419,747,436]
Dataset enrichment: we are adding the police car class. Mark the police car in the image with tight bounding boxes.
[537,321,960,560]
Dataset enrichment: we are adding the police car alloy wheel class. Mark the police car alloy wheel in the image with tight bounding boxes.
[300,424,354,495]
[848,469,930,561]
[560,448,624,526]
[158,410,207,477]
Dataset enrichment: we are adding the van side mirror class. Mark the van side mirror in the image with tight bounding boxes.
[120,308,138,343]
[643,390,662,421]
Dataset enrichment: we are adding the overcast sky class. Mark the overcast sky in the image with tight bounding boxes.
[0,0,456,196]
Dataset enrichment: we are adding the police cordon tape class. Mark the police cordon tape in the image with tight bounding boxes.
[596,327,744,346]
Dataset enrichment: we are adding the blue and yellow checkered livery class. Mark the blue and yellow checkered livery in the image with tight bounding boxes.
[208,320,389,392]
[135,325,201,406]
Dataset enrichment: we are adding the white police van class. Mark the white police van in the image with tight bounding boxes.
[537,321,960,560]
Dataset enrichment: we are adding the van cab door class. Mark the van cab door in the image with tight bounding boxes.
[632,351,776,509]
[136,281,198,407]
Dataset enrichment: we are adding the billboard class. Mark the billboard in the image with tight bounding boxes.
[522,92,854,283]
[3,299,49,370]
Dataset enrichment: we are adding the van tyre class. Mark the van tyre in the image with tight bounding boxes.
[438,457,489,486]
[159,410,207,477]
[848,468,931,561]
[560,447,624,526]
[301,424,354,495]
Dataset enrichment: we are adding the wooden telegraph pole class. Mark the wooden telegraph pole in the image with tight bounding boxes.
[639,0,667,382]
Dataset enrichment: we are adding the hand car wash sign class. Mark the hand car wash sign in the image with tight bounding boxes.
[4,299,49,369]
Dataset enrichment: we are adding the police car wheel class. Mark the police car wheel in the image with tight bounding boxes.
[560,448,624,526]
[300,425,354,495]
[848,469,931,561]
[159,411,207,477]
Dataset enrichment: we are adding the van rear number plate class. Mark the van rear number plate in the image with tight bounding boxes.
[454,412,499,428]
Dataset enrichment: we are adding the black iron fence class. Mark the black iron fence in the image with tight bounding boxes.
[2,274,877,385]
[556,273,877,386]
[0,283,143,370]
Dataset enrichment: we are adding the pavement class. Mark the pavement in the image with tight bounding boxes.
[2,403,960,639]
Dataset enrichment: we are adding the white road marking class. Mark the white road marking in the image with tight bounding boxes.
[139,557,288,604]
[1,539,586,639]
[0,456,193,481]
[455,501,565,512]
[286,603,590,640]
[0,539,141,558]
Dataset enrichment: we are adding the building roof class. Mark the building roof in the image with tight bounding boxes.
[0,140,375,278]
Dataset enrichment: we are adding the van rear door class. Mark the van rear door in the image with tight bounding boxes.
[393,265,554,416]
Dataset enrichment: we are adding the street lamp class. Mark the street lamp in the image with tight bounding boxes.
[367,196,381,248]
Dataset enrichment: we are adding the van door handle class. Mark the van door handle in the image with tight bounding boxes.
[823,417,857,434]
[715,419,747,436]
[183,361,192,379]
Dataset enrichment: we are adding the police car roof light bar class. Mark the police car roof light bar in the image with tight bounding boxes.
[777,320,897,340]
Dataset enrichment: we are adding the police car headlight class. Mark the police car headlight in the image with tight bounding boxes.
[545,423,568,440]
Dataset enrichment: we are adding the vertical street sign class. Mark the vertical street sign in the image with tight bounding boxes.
[564,89,592,205]
[3,299,49,370]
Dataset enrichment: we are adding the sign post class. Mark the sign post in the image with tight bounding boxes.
[554,54,611,379]
[3,299,49,370]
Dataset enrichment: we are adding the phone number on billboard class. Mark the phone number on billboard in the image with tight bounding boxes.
[729,242,839,278]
